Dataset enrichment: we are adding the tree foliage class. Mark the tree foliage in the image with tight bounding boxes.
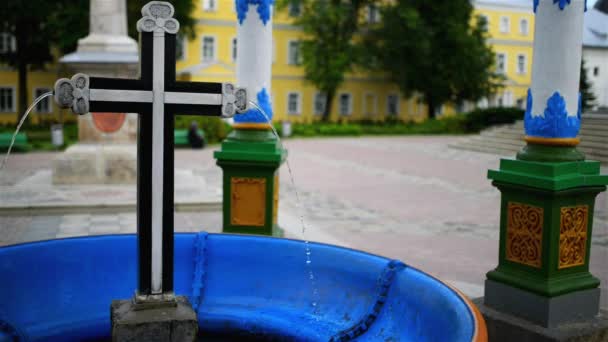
[580,59,597,112]
[0,0,196,121]
[363,0,502,118]
[279,0,377,121]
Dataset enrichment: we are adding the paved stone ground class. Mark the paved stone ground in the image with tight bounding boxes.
[1,137,607,307]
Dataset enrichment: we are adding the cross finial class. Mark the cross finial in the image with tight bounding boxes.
[137,1,180,34]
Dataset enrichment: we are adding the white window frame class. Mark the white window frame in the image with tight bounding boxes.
[272,39,276,64]
[287,92,302,115]
[517,54,527,75]
[367,4,380,24]
[231,37,237,62]
[387,94,400,116]
[499,16,510,34]
[519,18,529,36]
[496,53,507,74]
[0,33,16,54]
[313,92,326,116]
[202,0,217,12]
[363,92,378,116]
[34,87,52,113]
[0,86,16,113]
[339,92,353,116]
[201,35,216,62]
[516,98,525,109]
[287,40,301,65]
[503,91,513,107]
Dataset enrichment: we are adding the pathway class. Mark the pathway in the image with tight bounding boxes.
[1,137,606,306]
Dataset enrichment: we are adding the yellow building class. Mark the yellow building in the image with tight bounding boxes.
[0,0,534,125]
[178,0,427,123]
[474,0,534,110]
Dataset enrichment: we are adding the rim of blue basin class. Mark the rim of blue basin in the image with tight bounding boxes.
[0,233,486,341]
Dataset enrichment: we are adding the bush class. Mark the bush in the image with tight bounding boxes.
[175,116,232,144]
[460,107,524,133]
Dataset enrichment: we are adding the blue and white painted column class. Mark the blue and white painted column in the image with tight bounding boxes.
[235,0,274,125]
[525,0,587,141]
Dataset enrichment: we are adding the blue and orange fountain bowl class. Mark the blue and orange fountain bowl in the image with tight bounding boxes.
[0,233,486,341]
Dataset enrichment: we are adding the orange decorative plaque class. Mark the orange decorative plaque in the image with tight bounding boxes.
[92,112,126,133]
[506,202,544,268]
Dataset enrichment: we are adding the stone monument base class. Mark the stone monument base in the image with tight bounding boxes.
[111,296,198,342]
[473,297,608,342]
[52,144,137,185]
[484,279,600,328]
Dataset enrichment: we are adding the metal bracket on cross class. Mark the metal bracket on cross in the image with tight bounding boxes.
[54,74,90,115]
[50,0,250,301]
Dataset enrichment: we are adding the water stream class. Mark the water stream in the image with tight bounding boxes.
[0,92,53,172]
[248,101,321,315]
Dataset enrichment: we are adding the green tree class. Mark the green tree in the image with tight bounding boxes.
[279,0,377,121]
[0,0,195,122]
[580,59,597,112]
[363,0,502,119]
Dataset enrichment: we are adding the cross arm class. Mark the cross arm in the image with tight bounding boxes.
[53,73,249,118]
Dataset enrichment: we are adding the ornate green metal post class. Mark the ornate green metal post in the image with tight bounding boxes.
[214,125,286,236]
[484,0,608,328]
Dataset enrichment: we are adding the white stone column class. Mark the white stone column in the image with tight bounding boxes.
[529,0,585,119]
[78,0,138,53]
[235,0,274,123]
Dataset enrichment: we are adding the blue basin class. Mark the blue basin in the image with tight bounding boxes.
[0,233,486,341]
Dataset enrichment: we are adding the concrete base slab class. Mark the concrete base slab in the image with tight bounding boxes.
[52,144,137,185]
[0,168,221,215]
[111,296,198,342]
[474,298,608,342]
[484,279,600,328]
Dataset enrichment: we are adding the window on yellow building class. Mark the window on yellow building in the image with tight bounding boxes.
[34,88,51,113]
[203,0,217,12]
[339,93,353,116]
[479,15,489,32]
[496,53,507,74]
[364,93,377,116]
[232,38,237,62]
[516,98,525,109]
[0,33,16,53]
[499,91,513,107]
[517,54,527,74]
[288,41,301,65]
[289,3,302,17]
[176,35,186,61]
[202,36,215,62]
[314,92,326,115]
[519,19,529,35]
[387,94,399,116]
[287,92,301,115]
[0,87,15,113]
[500,16,510,33]
[367,4,380,24]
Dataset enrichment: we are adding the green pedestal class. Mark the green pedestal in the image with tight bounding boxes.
[487,146,608,297]
[214,128,286,236]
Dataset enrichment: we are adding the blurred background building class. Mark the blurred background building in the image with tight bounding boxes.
[0,0,605,125]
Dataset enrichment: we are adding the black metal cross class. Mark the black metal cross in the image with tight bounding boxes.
[53,1,247,301]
